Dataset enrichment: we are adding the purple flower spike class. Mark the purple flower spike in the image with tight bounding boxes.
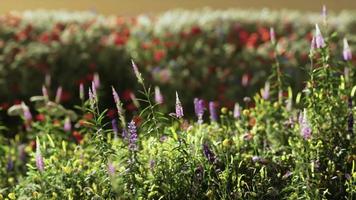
[122,128,128,140]
[194,98,205,123]
[261,82,270,100]
[93,73,100,89]
[270,27,276,44]
[55,86,62,103]
[322,5,327,24]
[112,87,122,114]
[209,101,218,122]
[42,85,48,101]
[64,117,71,132]
[79,83,85,101]
[233,103,241,119]
[343,38,352,61]
[131,60,143,84]
[310,36,316,54]
[203,143,216,164]
[35,137,44,172]
[91,81,97,101]
[315,24,325,48]
[107,162,116,175]
[300,109,312,140]
[7,156,14,171]
[155,86,164,104]
[175,92,184,119]
[111,119,118,140]
[128,120,138,151]
[21,102,32,122]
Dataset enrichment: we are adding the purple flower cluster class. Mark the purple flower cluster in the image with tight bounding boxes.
[35,138,44,172]
[233,103,241,119]
[299,109,312,140]
[155,86,164,104]
[261,82,270,100]
[203,143,216,164]
[175,92,184,118]
[343,38,352,61]
[315,24,325,48]
[194,98,205,123]
[55,86,62,103]
[111,119,119,140]
[128,120,138,151]
[209,101,218,122]
[64,117,71,132]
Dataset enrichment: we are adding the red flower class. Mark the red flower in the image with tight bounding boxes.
[107,108,116,119]
[126,103,137,112]
[122,89,132,101]
[154,50,165,62]
[35,114,46,122]
[0,102,10,110]
[190,26,202,36]
[72,131,83,143]
[38,32,50,44]
[132,115,142,126]
[60,90,71,102]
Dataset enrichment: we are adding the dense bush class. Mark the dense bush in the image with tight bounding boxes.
[0,9,355,112]
[0,20,355,199]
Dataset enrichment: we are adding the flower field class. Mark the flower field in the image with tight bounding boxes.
[0,7,355,200]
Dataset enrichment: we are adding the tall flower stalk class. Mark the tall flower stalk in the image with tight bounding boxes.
[35,137,44,172]
[131,60,160,136]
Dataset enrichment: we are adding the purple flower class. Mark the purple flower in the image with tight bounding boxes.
[348,98,353,134]
[322,5,327,24]
[155,86,164,104]
[149,159,155,170]
[107,162,116,175]
[55,86,62,103]
[175,92,184,118]
[300,109,312,140]
[194,98,205,123]
[343,38,352,61]
[64,117,71,132]
[79,83,85,101]
[91,81,97,101]
[128,120,138,151]
[252,156,260,163]
[233,103,241,118]
[310,36,316,54]
[122,128,128,139]
[7,156,14,171]
[131,60,143,84]
[35,137,44,172]
[270,27,275,44]
[261,82,270,100]
[88,88,95,109]
[315,24,325,48]
[42,85,48,100]
[93,73,100,89]
[112,87,122,114]
[209,101,218,122]
[203,143,216,164]
[21,102,32,122]
[111,119,118,140]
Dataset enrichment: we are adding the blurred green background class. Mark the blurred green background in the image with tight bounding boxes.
[0,0,355,15]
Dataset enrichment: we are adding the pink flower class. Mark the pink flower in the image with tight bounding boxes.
[343,38,352,61]
[315,24,325,48]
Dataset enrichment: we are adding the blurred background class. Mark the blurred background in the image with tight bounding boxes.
[1,0,356,15]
